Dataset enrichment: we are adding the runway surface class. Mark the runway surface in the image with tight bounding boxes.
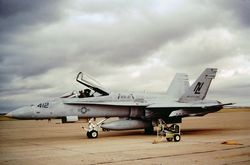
[0,111,250,165]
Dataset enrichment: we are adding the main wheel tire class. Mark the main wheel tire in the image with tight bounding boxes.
[89,130,98,138]
[174,134,181,142]
[167,138,173,142]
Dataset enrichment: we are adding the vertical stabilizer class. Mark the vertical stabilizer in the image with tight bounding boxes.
[178,68,217,103]
[166,73,190,99]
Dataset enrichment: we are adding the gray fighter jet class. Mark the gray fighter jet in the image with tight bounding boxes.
[6,68,232,138]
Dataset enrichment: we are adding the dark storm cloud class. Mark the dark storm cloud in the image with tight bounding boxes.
[0,0,67,84]
[0,0,65,37]
[55,2,222,67]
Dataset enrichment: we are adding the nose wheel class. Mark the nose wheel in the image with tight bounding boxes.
[83,117,109,139]
[87,130,98,138]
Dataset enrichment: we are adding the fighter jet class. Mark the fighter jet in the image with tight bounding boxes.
[6,68,232,139]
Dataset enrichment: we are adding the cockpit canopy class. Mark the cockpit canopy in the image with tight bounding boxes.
[60,72,109,99]
[76,72,109,96]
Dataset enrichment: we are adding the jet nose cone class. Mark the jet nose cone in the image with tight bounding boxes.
[5,106,33,119]
[5,112,13,118]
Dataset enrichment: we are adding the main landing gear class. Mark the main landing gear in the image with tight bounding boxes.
[83,117,109,138]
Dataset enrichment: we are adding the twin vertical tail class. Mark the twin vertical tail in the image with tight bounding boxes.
[178,68,217,103]
[166,73,190,99]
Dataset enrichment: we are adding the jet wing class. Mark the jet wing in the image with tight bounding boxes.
[76,72,109,96]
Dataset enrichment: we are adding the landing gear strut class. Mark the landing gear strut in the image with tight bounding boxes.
[83,117,109,138]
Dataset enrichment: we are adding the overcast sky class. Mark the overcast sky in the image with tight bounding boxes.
[0,0,250,112]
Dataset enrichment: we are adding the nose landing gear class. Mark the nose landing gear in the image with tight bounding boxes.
[83,117,109,138]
